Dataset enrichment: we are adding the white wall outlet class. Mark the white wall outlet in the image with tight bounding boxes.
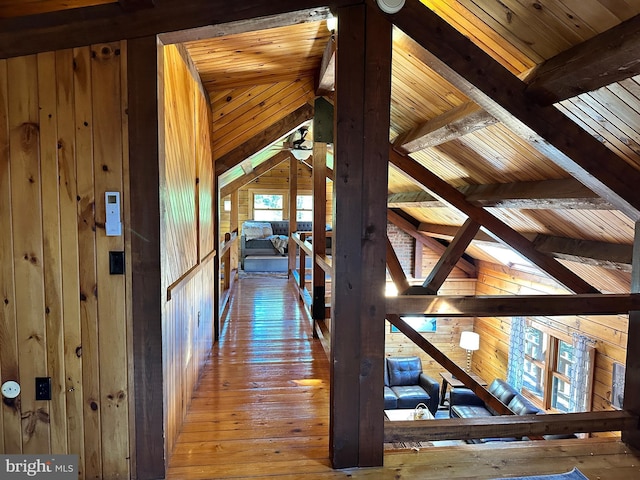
[1,380,21,399]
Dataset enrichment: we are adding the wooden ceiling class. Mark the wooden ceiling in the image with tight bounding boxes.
[0,0,115,18]
[3,0,639,294]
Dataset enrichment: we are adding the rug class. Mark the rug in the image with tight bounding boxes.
[490,468,588,480]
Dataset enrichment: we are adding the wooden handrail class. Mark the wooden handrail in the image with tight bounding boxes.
[384,410,639,443]
[315,254,332,274]
[291,232,313,256]
[219,232,238,257]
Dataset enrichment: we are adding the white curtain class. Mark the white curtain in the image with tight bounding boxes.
[506,316,526,391]
[569,333,595,412]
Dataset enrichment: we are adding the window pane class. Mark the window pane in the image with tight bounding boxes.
[297,210,313,222]
[523,359,544,399]
[525,327,547,361]
[551,376,571,412]
[297,195,313,210]
[254,210,283,221]
[556,340,573,376]
[254,194,283,210]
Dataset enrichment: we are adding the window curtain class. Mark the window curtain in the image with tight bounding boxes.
[569,333,595,412]
[506,316,526,391]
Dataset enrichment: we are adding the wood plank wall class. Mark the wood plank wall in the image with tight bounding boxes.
[474,260,627,419]
[0,42,130,479]
[161,44,216,458]
[385,279,476,379]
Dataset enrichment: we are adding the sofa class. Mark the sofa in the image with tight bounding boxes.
[240,220,332,269]
[449,378,574,443]
[383,356,440,415]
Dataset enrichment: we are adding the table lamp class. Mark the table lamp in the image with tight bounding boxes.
[459,331,480,372]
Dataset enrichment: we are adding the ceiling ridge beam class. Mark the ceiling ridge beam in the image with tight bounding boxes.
[525,13,640,105]
[389,147,599,294]
[386,1,640,221]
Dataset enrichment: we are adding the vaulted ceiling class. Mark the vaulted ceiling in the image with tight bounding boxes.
[4,0,639,294]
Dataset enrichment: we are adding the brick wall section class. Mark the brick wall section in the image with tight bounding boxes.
[387,223,414,277]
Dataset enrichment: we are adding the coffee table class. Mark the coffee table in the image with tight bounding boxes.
[439,371,487,406]
[384,408,434,421]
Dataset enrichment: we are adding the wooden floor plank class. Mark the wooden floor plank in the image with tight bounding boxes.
[166,276,640,479]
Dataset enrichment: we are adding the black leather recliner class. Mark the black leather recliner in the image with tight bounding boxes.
[383,356,440,415]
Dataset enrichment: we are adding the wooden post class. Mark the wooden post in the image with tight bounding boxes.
[312,142,327,320]
[289,156,298,276]
[230,189,239,271]
[623,221,640,447]
[330,3,392,468]
[128,36,165,480]
[223,232,231,290]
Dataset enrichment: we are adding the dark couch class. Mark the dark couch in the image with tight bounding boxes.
[449,378,576,443]
[240,220,313,268]
[383,356,440,415]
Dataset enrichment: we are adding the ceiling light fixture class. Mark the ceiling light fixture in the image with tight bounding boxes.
[376,0,405,14]
[326,14,337,32]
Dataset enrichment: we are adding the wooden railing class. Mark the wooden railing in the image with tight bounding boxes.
[219,230,238,314]
[385,314,639,443]
[290,232,333,355]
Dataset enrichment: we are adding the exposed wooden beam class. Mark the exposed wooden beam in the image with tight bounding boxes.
[389,177,610,210]
[417,221,633,271]
[460,178,609,210]
[390,148,599,294]
[622,221,640,448]
[387,209,476,276]
[214,103,313,175]
[389,2,640,221]
[386,236,411,294]
[0,1,354,59]
[316,34,336,96]
[159,7,333,44]
[219,151,291,198]
[421,218,480,294]
[532,235,633,273]
[331,3,392,469]
[385,411,638,443]
[525,14,640,105]
[387,293,640,317]
[312,142,327,320]
[288,147,298,275]
[393,101,497,153]
[119,0,155,12]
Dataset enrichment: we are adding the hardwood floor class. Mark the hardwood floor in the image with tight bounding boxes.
[166,276,640,479]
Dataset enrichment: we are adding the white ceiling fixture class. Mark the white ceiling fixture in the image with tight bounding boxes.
[376,0,405,14]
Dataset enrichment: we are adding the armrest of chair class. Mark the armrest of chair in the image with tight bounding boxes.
[450,387,485,407]
[418,373,440,415]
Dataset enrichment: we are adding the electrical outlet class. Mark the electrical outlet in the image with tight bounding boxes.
[35,377,51,401]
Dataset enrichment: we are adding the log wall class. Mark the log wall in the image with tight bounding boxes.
[474,260,627,418]
[0,43,130,479]
[161,44,215,457]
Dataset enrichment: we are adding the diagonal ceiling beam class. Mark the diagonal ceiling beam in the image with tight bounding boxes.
[220,150,291,198]
[0,1,353,58]
[418,221,633,272]
[388,177,610,210]
[393,101,497,153]
[214,102,313,175]
[388,1,640,222]
[389,147,599,294]
[420,218,480,295]
[387,209,476,276]
[316,34,336,96]
[525,13,640,105]
[386,235,411,294]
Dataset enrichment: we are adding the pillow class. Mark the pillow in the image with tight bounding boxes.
[243,221,273,240]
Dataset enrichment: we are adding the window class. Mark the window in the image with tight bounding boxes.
[523,326,574,412]
[253,194,283,221]
[296,195,313,222]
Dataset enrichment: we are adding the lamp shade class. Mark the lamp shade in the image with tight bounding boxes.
[459,331,480,351]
